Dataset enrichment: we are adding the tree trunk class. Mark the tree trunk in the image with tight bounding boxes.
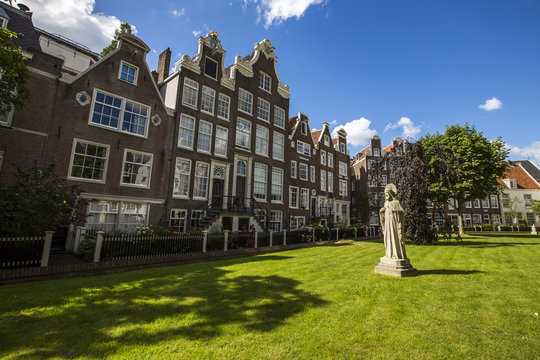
[457,202,465,237]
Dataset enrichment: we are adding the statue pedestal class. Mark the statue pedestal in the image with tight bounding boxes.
[375,257,417,277]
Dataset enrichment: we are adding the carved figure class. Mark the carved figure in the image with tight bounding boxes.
[379,184,407,260]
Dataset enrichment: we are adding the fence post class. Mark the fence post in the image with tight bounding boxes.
[354,227,357,239]
[498,225,501,232]
[94,231,104,263]
[312,229,316,243]
[254,231,258,248]
[203,231,208,253]
[269,229,273,247]
[283,230,287,246]
[224,230,228,251]
[74,227,85,254]
[336,228,339,241]
[41,231,54,267]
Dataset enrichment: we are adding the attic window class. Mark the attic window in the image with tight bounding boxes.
[373,148,380,156]
[340,143,345,153]
[204,57,218,79]
[0,17,8,29]
[324,135,330,146]
[258,72,271,93]
[301,122,307,135]
[119,61,138,85]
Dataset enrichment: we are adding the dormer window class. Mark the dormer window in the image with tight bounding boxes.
[509,178,517,189]
[204,57,218,79]
[324,135,330,146]
[0,17,8,29]
[340,143,345,153]
[373,148,380,156]
[119,61,138,85]
[258,72,271,93]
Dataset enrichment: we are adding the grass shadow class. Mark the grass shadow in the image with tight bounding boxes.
[417,269,485,276]
[0,254,328,359]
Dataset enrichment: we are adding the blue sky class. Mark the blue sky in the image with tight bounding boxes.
[23,0,540,163]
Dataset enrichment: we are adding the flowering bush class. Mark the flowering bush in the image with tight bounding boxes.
[291,225,314,242]
[0,161,88,235]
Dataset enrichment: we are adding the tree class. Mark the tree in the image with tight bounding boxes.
[0,161,89,235]
[532,200,540,219]
[422,124,509,236]
[0,28,31,116]
[391,141,437,244]
[351,192,371,227]
[100,22,133,57]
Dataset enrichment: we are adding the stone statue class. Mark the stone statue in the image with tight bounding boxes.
[374,184,417,277]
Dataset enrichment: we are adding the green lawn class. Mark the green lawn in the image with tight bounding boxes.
[0,234,538,359]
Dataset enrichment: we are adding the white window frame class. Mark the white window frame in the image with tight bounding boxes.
[271,167,284,203]
[120,149,153,188]
[204,57,218,80]
[300,188,309,210]
[257,98,270,122]
[474,199,480,208]
[490,195,499,208]
[255,125,269,156]
[197,120,213,154]
[200,86,215,115]
[235,117,252,150]
[182,77,199,109]
[253,163,268,201]
[297,140,311,156]
[310,165,316,182]
[169,209,187,232]
[291,160,297,179]
[238,88,253,115]
[0,106,14,126]
[118,61,138,85]
[274,106,285,129]
[173,157,191,198]
[299,163,308,181]
[289,186,299,208]
[270,210,282,232]
[339,162,347,176]
[272,132,284,161]
[324,135,330,146]
[193,162,210,199]
[321,170,327,191]
[178,113,196,150]
[328,173,333,193]
[214,126,228,158]
[482,198,490,208]
[217,93,230,121]
[68,139,110,183]
[327,153,333,168]
[321,150,326,165]
[339,180,347,196]
[89,89,150,138]
[340,143,345,153]
[373,148,380,156]
[258,71,271,93]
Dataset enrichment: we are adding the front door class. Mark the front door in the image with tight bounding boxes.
[212,178,224,210]
[235,176,246,211]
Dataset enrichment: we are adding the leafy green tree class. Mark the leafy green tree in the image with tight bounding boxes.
[100,22,133,57]
[351,192,371,227]
[422,124,509,236]
[0,28,31,116]
[0,161,89,235]
[532,200,540,218]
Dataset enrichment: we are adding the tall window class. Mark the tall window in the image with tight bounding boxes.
[340,143,345,153]
[289,187,299,208]
[69,140,109,182]
[300,189,309,209]
[258,72,271,92]
[197,121,212,153]
[182,78,198,108]
[193,162,209,198]
[321,150,326,165]
[524,194,533,207]
[257,98,270,122]
[170,209,187,232]
[310,166,315,182]
[201,86,215,114]
[253,163,267,200]
[121,150,152,188]
[119,62,138,84]
[270,211,282,232]
[299,163,308,181]
[339,180,347,196]
[272,132,284,161]
[373,148,380,156]
[238,88,253,115]
[321,170,326,191]
[291,161,297,178]
[274,106,285,128]
[327,153,333,167]
[255,125,269,156]
[178,114,195,149]
[217,93,230,120]
[380,175,387,186]
[214,126,228,157]
[0,105,14,126]
[173,158,191,197]
[474,199,480,208]
[301,122,307,135]
[271,167,283,202]
[339,162,347,176]
[482,198,490,208]
[324,135,330,146]
[490,195,499,208]
[235,118,251,150]
[328,173,333,192]
[297,141,310,156]
[91,90,149,137]
[204,57,218,79]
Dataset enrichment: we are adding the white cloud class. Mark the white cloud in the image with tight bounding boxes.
[479,97,502,111]
[329,119,337,126]
[509,141,540,163]
[170,8,186,17]
[192,30,201,37]
[248,0,324,28]
[384,117,421,139]
[23,0,127,53]
[333,118,377,147]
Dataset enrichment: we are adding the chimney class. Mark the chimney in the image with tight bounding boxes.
[157,48,171,84]
[151,70,159,84]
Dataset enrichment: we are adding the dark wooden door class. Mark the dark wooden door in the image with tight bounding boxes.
[235,176,246,210]
[212,179,224,209]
